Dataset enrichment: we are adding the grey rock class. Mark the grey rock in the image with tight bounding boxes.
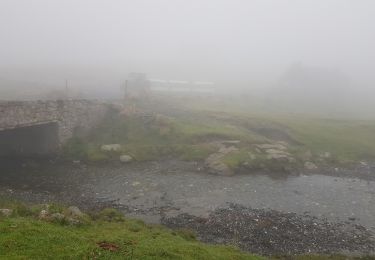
[66,206,84,218]
[221,140,241,145]
[205,153,234,176]
[304,161,318,170]
[265,149,291,156]
[248,152,256,160]
[266,153,292,162]
[218,146,238,154]
[300,150,313,161]
[320,152,331,158]
[39,209,49,220]
[255,143,288,151]
[205,144,238,176]
[0,209,13,217]
[51,213,65,221]
[265,149,296,163]
[119,154,133,163]
[101,144,122,152]
[66,217,81,226]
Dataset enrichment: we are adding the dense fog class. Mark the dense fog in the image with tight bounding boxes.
[1,0,375,117]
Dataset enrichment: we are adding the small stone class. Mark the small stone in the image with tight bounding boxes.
[0,209,13,217]
[265,149,291,155]
[67,217,81,225]
[221,140,241,145]
[119,154,133,163]
[132,181,141,186]
[248,152,256,160]
[320,152,331,158]
[255,143,287,151]
[101,144,122,152]
[51,213,65,221]
[301,150,313,160]
[218,146,238,154]
[39,209,49,220]
[66,206,84,218]
[304,161,318,170]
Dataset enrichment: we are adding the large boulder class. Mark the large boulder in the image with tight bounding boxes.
[205,155,234,176]
[205,145,238,176]
[205,153,234,176]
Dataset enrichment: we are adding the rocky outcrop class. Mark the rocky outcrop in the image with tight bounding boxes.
[255,142,296,163]
[205,144,239,176]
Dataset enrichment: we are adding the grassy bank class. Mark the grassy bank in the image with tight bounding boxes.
[0,199,260,259]
[61,96,375,171]
[0,200,373,259]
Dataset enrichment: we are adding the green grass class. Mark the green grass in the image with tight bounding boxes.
[62,97,375,167]
[279,117,375,163]
[273,255,375,260]
[176,96,375,164]
[0,200,262,260]
[0,217,264,259]
[62,112,243,162]
[1,201,372,259]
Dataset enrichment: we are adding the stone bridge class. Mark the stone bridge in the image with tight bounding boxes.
[0,100,110,156]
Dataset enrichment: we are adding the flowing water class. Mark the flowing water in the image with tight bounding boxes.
[1,160,374,230]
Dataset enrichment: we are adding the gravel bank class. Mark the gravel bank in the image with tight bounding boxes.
[163,203,375,256]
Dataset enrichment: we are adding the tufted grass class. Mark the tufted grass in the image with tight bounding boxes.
[0,201,262,260]
[62,96,375,166]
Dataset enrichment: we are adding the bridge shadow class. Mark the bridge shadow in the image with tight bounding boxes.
[0,122,59,158]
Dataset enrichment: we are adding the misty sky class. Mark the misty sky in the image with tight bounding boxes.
[0,0,374,85]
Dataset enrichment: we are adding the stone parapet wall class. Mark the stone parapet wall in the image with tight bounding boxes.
[0,100,110,143]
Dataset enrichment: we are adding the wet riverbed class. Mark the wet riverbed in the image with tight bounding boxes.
[0,160,374,231]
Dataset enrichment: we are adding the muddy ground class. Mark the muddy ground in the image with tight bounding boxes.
[0,159,374,256]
